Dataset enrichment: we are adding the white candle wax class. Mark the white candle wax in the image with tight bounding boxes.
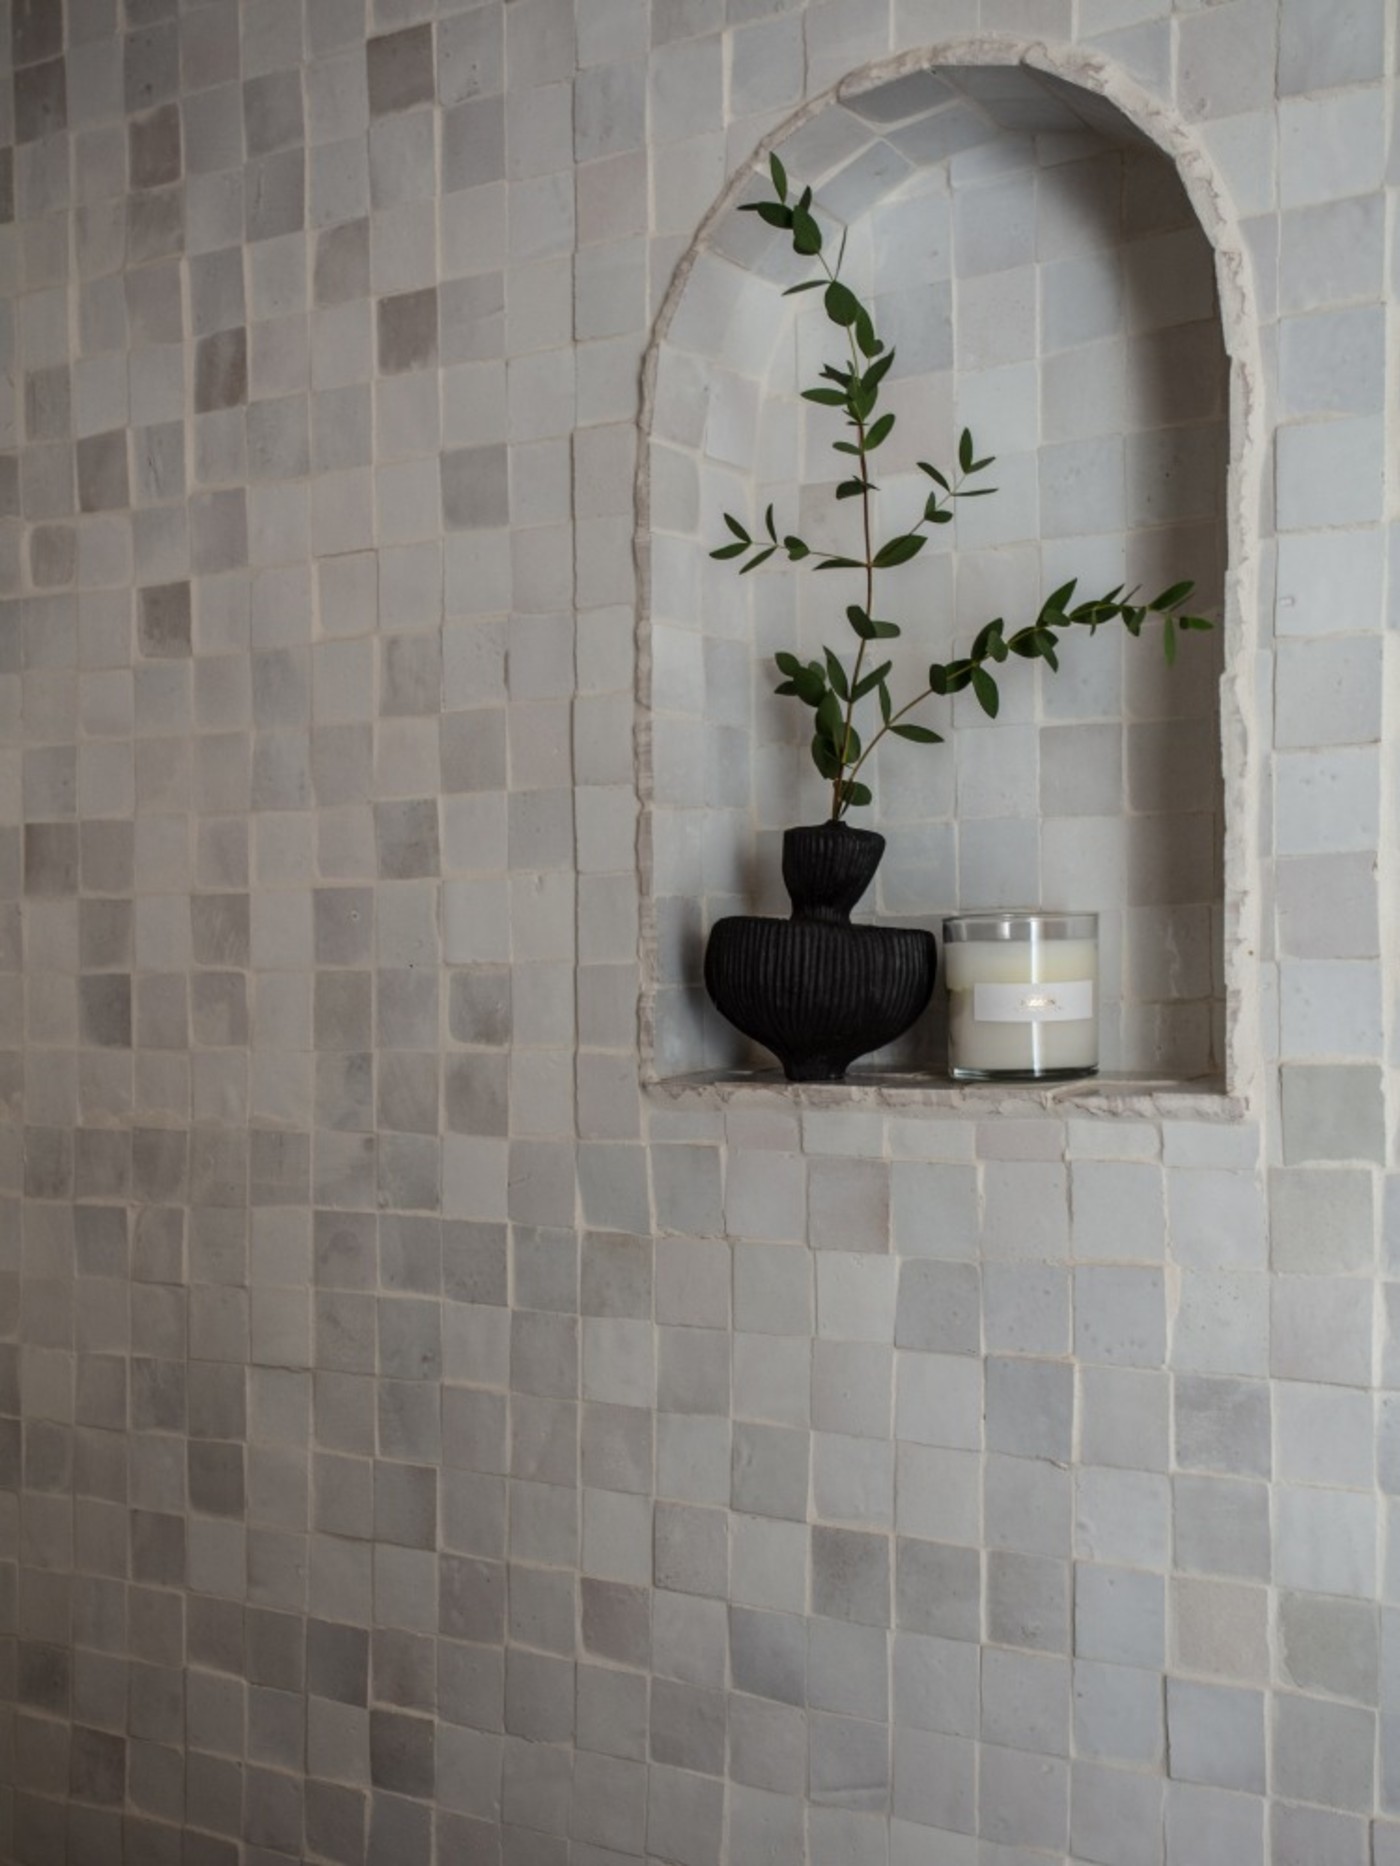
[945,935,1099,1078]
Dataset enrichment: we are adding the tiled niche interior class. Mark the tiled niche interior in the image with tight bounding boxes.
[641,61,1231,1089]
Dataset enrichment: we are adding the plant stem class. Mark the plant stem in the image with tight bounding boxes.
[829,440,963,818]
[809,250,876,823]
[841,596,1034,795]
[841,683,938,794]
[832,407,874,821]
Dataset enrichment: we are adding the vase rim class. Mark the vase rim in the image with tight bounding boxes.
[787,820,883,837]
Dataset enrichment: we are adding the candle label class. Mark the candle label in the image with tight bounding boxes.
[973,980,1094,1024]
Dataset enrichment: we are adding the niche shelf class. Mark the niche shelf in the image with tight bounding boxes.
[649,1068,1242,1123]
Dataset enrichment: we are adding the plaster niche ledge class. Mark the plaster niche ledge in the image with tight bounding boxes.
[652,1070,1246,1123]
[636,42,1262,1117]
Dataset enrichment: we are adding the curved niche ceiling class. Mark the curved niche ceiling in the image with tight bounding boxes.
[640,55,1239,1093]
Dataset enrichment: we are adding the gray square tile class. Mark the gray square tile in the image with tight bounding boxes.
[129,102,182,189]
[368,25,436,117]
[77,431,131,513]
[441,444,509,530]
[378,287,439,375]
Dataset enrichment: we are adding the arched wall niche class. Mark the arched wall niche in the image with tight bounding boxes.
[637,41,1262,1108]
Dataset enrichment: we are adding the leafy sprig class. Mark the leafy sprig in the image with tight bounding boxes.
[710,154,1214,822]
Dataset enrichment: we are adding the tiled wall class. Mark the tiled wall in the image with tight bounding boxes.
[0,1,1395,1864]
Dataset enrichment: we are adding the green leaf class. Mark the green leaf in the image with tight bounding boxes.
[925,496,951,525]
[865,411,895,451]
[854,309,883,358]
[1041,579,1077,618]
[918,461,951,491]
[971,666,999,718]
[824,650,849,699]
[723,513,751,542]
[872,533,926,569]
[815,691,844,749]
[802,387,848,407]
[861,351,896,396]
[748,201,793,229]
[891,722,943,743]
[1179,614,1214,632]
[791,666,826,705]
[774,680,800,696]
[1149,580,1194,611]
[878,681,892,726]
[833,440,862,456]
[868,618,901,639]
[769,151,788,201]
[838,779,873,810]
[814,555,862,571]
[824,280,862,327]
[1162,615,1177,666]
[820,364,853,386]
[851,659,892,700]
[739,546,776,574]
[792,208,822,255]
[847,605,876,640]
[710,541,747,560]
[1033,629,1060,671]
[954,486,997,497]
[971,619,1004,662]
[835,478,868,500]
[1071,598,1121,626]
[811,734,843,781]
[958,427,974,473]
[967,454,995,473]
[784,536,810,560]
[774,651,803,678]
[782,278,826,296]
[764,503,777,542]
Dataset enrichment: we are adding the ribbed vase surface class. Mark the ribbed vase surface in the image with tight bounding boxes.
[704,824,937,1082]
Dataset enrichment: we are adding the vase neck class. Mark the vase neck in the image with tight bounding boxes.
[782,822,884,923]
[792,899,852,926]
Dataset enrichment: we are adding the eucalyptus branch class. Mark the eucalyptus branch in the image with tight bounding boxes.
[710,154,1214,824]
[824,254,877,816]
[841,686,944,794]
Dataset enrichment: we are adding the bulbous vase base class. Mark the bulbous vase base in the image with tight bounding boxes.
[705,916,938,1082]
[703,824,937,1083]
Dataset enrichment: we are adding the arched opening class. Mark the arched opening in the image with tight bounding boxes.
[638,45,1261,1103]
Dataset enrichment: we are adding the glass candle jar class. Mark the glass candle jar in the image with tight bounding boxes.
[943,911,1099,1081]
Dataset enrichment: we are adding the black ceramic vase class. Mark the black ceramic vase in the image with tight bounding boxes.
[704,822,938,1082]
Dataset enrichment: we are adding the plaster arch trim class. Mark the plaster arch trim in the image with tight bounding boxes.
[635,36,1265,1112]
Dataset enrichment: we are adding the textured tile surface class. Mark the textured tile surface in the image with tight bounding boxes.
[0,1,1391,1863]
